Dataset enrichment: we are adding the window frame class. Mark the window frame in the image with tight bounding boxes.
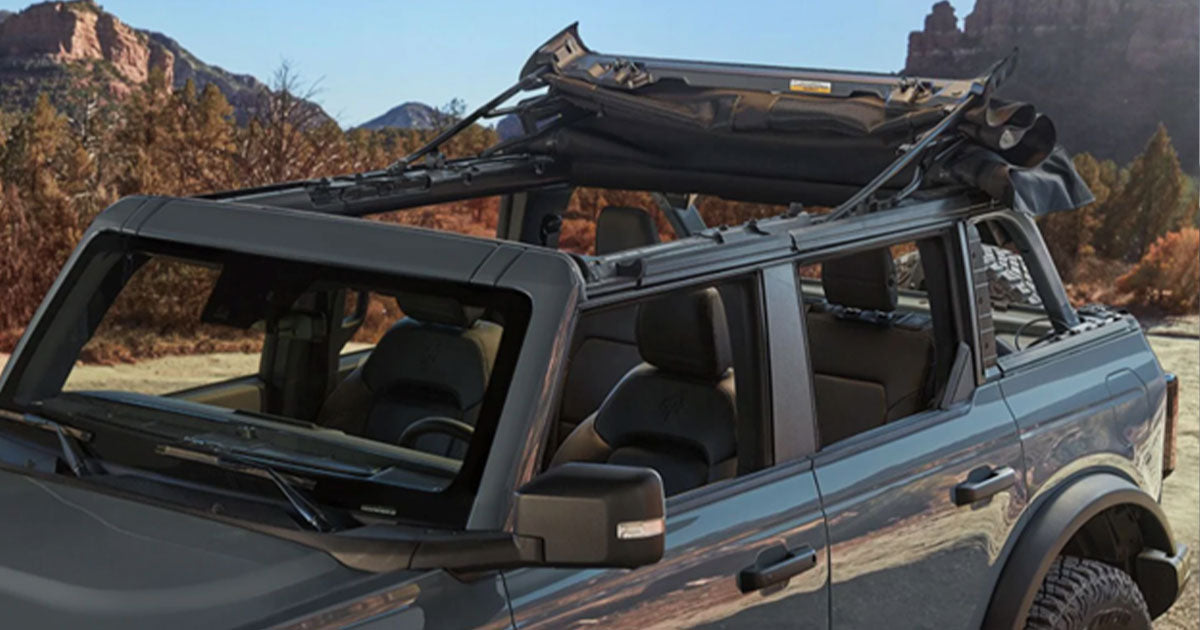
[3,233,538,530]
[787,226,976,459]
[551,267,790,516]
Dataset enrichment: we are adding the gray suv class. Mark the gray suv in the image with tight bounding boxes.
[0,26,1187,630]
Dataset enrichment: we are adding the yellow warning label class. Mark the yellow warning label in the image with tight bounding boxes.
[789,79,832,94]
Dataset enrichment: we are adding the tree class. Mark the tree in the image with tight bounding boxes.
[235,62,339,185]
[1102,124,1186,261]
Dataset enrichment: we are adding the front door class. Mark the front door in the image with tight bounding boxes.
[502,463,829,629]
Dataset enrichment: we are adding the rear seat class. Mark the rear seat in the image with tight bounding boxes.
[806,249,936,446]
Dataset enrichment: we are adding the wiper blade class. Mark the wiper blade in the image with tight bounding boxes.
[156,444,338,532]
[0,409,101,478]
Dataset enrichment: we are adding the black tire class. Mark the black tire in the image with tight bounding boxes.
[893,244,1042,307]
[1025,556,1151,630]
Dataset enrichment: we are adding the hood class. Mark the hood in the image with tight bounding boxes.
[0,467,390,629]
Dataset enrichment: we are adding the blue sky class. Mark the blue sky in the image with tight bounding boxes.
[4,0,948,127]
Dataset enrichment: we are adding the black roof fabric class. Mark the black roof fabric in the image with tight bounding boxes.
[505,41,1093,215]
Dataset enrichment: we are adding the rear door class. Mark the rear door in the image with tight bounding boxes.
[814,385,1025,628]
[502,266,829,629]
[805,228,1028,628]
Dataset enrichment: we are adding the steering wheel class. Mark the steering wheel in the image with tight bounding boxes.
[398,417,474,450]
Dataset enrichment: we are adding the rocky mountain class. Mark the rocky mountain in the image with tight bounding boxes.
[0,0,329,124]
[906,0,1198,171]
[358,101,440,130]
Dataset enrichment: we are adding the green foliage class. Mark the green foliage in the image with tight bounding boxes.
[1096,124,1187,261]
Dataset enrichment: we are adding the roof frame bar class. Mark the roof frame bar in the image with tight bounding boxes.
[824,51,1017,223]
[388,69,547,173]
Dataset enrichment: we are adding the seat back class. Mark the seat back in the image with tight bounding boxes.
[553,206,661,447]
[807,249,935,446]
[317,293,501,455]
[594,205,660,255]
[552,288,738,496]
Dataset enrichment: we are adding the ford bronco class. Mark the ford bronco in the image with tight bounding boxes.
[0,26,1187,630]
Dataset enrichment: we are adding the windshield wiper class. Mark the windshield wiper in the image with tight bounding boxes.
[0,409,101,478]
[156,444,341,532]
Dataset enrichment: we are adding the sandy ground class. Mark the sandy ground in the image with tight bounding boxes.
[1149,331,1198,629]
[0,331,1196,623]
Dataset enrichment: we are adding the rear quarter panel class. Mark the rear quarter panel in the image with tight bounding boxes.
[999,322,1167,506]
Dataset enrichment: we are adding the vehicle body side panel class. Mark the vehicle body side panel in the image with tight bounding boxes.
[815,382,1026,629]
[1001,325,1167,503]
[0,466,513,630]
[503,465,828,629]
[266,570,514,630]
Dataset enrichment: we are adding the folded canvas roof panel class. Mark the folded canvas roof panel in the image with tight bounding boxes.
[207,24,1092,222]
[497,24,1092,216]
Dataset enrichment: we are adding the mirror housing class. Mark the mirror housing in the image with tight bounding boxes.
[514,462,665,568]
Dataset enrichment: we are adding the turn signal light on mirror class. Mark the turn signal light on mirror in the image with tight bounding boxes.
[617,517,665,540]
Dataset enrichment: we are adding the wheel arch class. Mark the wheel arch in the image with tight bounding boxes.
[981,471,1177,629]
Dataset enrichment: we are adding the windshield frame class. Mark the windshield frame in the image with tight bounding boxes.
[0,231,539,528]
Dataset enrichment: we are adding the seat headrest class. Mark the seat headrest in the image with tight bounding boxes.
[821,249,898,312]
[394,292,484,328]
[635,288,732,380]
[595,206,660,255]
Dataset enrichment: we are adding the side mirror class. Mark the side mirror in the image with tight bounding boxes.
[514,462,666,568]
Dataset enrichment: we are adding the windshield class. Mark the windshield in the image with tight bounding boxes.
[0,234,529,529]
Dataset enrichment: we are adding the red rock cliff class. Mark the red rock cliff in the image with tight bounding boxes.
[0,1,172,90]
[906,0,1198,170]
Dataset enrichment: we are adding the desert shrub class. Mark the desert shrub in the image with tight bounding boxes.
[1114,228,1200,314]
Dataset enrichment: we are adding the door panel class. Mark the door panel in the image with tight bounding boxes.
[272,569,513,629]
[503,464,828,629]
[815,382,1025,629]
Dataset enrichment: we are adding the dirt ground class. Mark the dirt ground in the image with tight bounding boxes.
[0,330,1196,623]
[1149,330,1198,628]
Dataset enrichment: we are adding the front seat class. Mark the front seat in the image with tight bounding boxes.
[554,206,661,447]
[317,292,502,456]
[806,249,935,446]
[551,288,738,496]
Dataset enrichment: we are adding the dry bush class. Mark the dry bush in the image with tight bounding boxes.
[1063,256,1131,306]
[558,217,597,255]
[1114,228,1200,314]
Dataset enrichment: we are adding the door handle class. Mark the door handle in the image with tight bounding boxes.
[954,466,1017,506]
[737,544,818,593]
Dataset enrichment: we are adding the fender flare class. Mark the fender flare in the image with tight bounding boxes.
[981,472,1175,629]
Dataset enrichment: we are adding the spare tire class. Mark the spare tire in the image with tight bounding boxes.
[894,244,1041,307]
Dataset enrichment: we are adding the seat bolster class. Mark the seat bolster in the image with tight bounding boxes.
[317,368,374,435]
[593,366,738,467]
[550,414,613,468]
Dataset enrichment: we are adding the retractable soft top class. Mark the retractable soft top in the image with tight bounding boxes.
[205,24,1092,222]
[496,24,1091,217]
